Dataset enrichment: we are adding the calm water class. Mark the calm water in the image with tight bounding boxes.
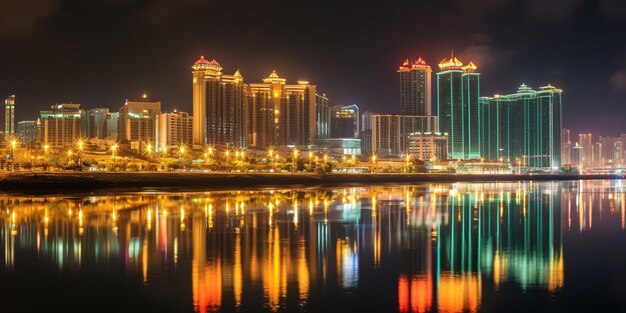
[1,180,626,312]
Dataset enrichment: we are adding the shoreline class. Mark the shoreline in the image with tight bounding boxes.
[0,172,623,195]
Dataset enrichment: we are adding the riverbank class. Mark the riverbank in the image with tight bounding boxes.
[0,171,623,195]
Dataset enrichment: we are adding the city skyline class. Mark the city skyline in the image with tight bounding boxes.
[0,1,626,136]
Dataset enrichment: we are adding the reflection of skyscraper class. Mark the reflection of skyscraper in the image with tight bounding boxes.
[437,55,480,159]
[398,58,432,116]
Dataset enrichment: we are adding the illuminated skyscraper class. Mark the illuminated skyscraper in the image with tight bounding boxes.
[480,84,563,169]
[316,93,331,139]
[561,129,571,165]
[245,71,316,148]
[40,103,84,148]
[370,114,438,156]
[330,104,359,138]
[118,100,161,152]
[578,133,593,168]
[159,111,193,150]
[437,55,480,159]
[5,95,15,138]
[17,120,37,149]
[398,57,432,116]
[86,108,112,139]
[192,56,245,148]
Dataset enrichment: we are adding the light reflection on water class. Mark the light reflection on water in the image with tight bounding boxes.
[1,180,626,312]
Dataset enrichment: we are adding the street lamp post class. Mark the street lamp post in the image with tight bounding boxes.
[111,143,118,170]
[292,148,299,173]
[371,154,377,173]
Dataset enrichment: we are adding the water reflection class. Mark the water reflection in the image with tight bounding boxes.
[1,180,625,312]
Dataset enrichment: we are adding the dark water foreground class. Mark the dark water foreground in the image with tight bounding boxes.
[1,180,626,312]
[0,172,624,194]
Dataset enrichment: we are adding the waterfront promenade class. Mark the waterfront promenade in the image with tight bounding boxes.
[0,172,623,194]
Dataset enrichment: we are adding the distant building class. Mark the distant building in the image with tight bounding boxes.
[314,138,361,156]
[330,104,359,138]
[398,57,432,116]
[5,95,15,138]
[369,114,438,157]
[118,100,161,152]
[316,93,331,139]
[437,55,480,159]
[17,120,37,149]
[86,108,112,139]
[245,71,316,148]
[192,56,245,148]
[106,112,118,140]
[40,103,84,148]
[579,133,592,169]
[480,84,563,169]
[407,132,448,161]
[159,111,193,150]
[561,129,571,165]
[360,111,373,156]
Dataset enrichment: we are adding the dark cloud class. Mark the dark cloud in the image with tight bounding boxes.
[458,33,517,73]
[0,0,60,36]
[600,0,626,19]
[528,0,582,18]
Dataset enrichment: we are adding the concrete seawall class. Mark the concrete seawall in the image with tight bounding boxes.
[0,172,623,195]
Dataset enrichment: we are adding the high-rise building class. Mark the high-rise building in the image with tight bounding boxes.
[40,103,84,148]
[316,93,330,139]
[360,111,373,156]
[245,71,316,148]
[330,104,359,138]
[118,100,161,152]
[159,111,193,150]
[17,120,37,149]
[192,56,245,148]
[370,114,438,157]
[480,84,563,169]
[398,57,432,116]
[437,55,480,159]
[578,133,593,168]
[5,95,15,138]
[561,129,571,165]
[86,108,111,139]
[107,112,118,140]
[407,132,448,161]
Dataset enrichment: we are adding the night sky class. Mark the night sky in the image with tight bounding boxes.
[0,0,625,137]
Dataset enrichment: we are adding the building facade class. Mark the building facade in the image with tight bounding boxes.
[578,133,593,169]
[40,103,84,148]
[118,100,161,152]
[17,120,38,149]
[369,114,438,157]
[398,58,432,116]
[5,95,15,139]
[86,108,112,139]
[561,129,571,165]
[437,56,480,159]
[316,93,330,139]
[245,71,316,148]
[407,132,448,161]
[480,84,563,169]
[159,111,193,150]
[330,104,359,138]
[192,56,245,148]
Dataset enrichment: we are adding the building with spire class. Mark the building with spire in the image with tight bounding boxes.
[245,71,317,148]
[398,57,432,116]
[437,54,481,159]
[192,56,246,149]
[480,84,563,169]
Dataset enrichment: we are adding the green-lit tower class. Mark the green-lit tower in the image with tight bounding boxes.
[436,55,481,159]
[480,84,563,169]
